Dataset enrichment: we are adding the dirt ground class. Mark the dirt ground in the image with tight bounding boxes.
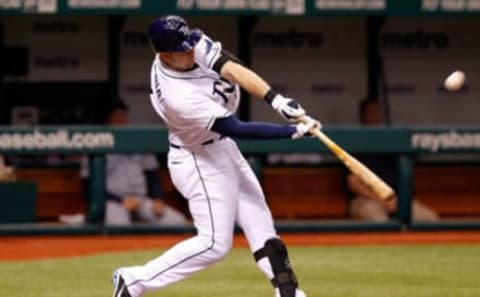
[1,231,480,261]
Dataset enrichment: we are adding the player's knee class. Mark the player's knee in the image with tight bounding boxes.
[198,233,232,263]
[211,234,233,260]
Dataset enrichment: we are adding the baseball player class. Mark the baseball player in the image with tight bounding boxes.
[112,15,319,297]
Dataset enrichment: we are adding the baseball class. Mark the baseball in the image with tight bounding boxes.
[444,70,466,91]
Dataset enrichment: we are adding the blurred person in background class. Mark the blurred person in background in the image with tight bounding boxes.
[80,100,188,226]
[0,155,16,181]
[344,98,439,222]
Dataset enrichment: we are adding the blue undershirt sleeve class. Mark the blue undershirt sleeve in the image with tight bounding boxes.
[211,115,296,139]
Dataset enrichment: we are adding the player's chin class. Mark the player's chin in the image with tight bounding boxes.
[184,61,196,69]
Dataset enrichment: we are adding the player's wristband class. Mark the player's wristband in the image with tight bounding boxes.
[212,49,244,73]
[264,89,279,105]
[212,54,229,73]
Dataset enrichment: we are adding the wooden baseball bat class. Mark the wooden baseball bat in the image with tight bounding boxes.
[310,128,395,201]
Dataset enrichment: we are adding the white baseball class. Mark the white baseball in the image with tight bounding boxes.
[444,70,466,91]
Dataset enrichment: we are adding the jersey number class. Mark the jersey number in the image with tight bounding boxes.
[213,78,235,104]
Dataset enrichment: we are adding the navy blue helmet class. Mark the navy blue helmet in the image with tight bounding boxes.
[148,15,202,52]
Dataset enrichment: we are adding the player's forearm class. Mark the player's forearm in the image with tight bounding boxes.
[220,61,270,99]
[218,59,306,123]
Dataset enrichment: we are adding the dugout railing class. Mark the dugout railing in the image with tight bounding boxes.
[1,125,480,235]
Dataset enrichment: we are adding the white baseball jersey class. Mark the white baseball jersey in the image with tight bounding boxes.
[150,34,240,148]
[119,33,279,297]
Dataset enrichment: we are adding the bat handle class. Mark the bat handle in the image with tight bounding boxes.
[299,116,324,138]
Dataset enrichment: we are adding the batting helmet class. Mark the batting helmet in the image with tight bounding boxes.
[148,15,202,52]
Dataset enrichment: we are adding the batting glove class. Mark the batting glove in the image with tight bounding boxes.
[269,94,306,123]
[291,115,321,139]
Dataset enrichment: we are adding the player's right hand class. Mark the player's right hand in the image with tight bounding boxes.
[292,115,321,139]
[270,94,306,123]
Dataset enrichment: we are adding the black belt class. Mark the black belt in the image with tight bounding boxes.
[170,136,225,149]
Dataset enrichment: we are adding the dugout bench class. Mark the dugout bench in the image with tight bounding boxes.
[1,126,480,234]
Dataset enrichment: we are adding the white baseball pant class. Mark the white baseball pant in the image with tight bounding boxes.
[119,138,278,297]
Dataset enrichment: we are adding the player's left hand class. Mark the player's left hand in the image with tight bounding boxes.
[291,115,321,139]
[270,94,306,123]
